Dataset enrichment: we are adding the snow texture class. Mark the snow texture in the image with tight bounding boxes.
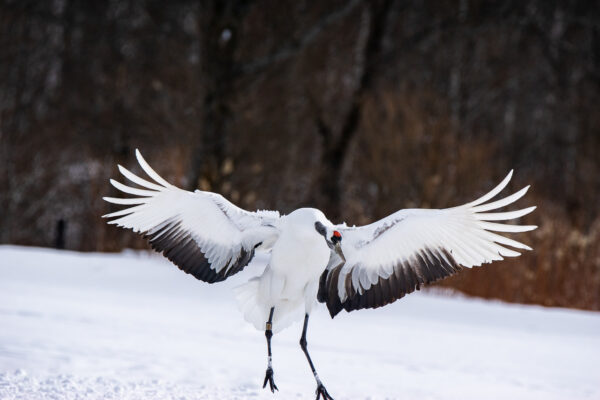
[1,245,599,399]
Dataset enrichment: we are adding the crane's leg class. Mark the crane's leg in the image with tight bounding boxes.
[262,307,278,392]
[300,313,334,400]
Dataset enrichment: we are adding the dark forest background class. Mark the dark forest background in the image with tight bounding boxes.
[1,0,599,310]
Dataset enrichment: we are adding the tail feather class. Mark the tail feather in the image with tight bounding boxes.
[234,278,267,332]
[234,275,303,333]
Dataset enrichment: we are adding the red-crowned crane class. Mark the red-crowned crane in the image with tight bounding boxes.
[104,150,536,399]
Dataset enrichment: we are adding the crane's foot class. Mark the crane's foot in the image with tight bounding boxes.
[315,382,334,400]
[262,367,278,392]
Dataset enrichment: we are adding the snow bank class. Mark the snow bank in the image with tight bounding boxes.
[1,245,599,399]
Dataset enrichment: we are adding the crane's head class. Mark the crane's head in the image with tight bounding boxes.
[314,221,345,262]
[284,208,346,261]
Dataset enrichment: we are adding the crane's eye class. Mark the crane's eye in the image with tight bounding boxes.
[331,230,342,244]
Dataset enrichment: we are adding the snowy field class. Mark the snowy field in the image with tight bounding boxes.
[1,245,599,400]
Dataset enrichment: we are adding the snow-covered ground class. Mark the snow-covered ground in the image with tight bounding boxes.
[0,245,598,400]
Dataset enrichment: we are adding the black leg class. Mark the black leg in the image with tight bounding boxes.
[300,314,334,400]
[262,307,278,392]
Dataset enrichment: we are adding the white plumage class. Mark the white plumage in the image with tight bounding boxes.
[103,150,537,399]
[327,170,536,311]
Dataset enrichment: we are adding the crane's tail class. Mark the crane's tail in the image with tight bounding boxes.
[234,276,303,334]
[234,278,268,332]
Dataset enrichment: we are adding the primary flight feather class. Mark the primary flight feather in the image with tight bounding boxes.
[103,150,536,399]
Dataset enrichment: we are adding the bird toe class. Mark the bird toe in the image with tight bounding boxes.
[263,367,278,393]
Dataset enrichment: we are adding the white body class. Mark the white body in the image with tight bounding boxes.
[235,209,332,332]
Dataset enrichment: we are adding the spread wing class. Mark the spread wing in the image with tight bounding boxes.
[103,150,280,283]
[318,171,537,317]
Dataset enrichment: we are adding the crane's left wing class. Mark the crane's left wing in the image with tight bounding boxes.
[103,150,280,283]
[318,171,537,317]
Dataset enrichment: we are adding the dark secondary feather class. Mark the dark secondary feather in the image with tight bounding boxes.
[318,247,463,318]
[144,218,256,283]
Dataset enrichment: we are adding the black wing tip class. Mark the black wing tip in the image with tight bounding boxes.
[318,266,346,318]
[328,306,342,319]
[320,246,463,315]
[145,218,256,284]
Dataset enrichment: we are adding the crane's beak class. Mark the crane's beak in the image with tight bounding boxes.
[334,242,346,263]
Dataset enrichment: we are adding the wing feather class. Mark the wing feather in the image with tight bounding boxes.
[470,186,530,212]
[466,170,513,207]
[109,179,157,197]
[318,171,536,317]
[476,221,537,233]
[103,150,280,283]
[474,206,536,221]
[117,164,165,191]
[135,149,173,188]
[103,197,149,205]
